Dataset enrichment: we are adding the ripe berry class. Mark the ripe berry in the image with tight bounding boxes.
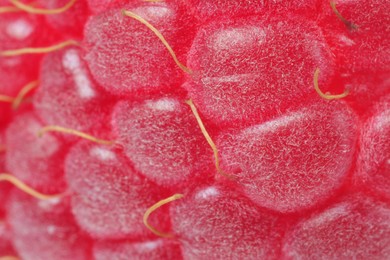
[83,1,195,96]
[5,112,67,193]
[37,0,90,37]
[65,141,171,239]
[7,190,92,260]
[319,0,390,74]
[356,96,390,199]
[34,46,113,140]
[0,0,389,258]
[0,8,54,123]
[217,99,358,212]
[185,14,334,128]
[93,239,182,260]
[112,97,213,189]
[283,194,390,259]
[170,184,286,259]
[0,220,14,258]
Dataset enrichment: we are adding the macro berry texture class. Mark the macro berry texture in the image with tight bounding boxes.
[217,99,358,213]
[83,1,195,96]
[0,0,389,259]
[112,97,213,189]
[185,14,335,128]
[33,46,114,140]
[7,191,92,260]
[65,141,171,239]
[282,194,390,259]
[5,112,68,194]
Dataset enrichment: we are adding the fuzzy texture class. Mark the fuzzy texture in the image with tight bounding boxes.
[0,0,389,259]
[283,194,390,259]
[218,100,358,213]
[112,97,213,189]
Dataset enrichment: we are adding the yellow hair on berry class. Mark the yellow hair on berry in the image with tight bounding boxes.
[143,194,184,238]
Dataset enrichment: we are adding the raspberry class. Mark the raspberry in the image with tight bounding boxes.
[36,0,89,37]
[170,184,286,259]
[65,141,171,239]
[7,191,92,260]
[185,14,334,128]
[33,46,113,140]
[0,130,10,211]
[5,112,67,193]
[355,96,390,199]
[217,99,358,213]
[86,0,119,14]
[112,96,213,189]
[282,194,390,259]
[0,129,14,257]
[93,239,182,260]
[341,72,390,114]
[183,0,265,23]
[0,0,389,259]
[269,0,320,18]
[0,6,54,124]
[319,0,390,74]
[83,1,195,96]
[0,220,15,258]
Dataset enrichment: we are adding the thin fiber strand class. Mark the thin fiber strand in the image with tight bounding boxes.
[0,40,78,57]
[12,80,39,109]
[0,173,63,200]
[37,125,115,145]
[330,1,357,30]
[0,95,14,103]
[185,99,233,179]
[314,68,349,100]
[121,9,192,74]
[143,194,184,238]
[10,0,76,15]
[0,256,20,260]
[0,6,20,13]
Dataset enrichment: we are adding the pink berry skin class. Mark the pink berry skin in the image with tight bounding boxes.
[7,191,93,260]
[33,46,114,140]
[341,73,390,115]
[185,14,334,128]
[0,5,55,51]
[0,129,6,169]
[83,1,196,97]
[319,0,390,74]
[0,129,9,215]
[86,0,111,14]
[0,130,13,257]
[5,112,67,194]
[0,11,38,89]
[111,97,214,190]
[0,187,9,218]
[217,99,358,213]
[170,184,286,259]
[37,0,90,38]
[0,221,15,258]
[182,0,266,23]
[65,141,171,240]
[282,193,390,259]
[93,239,182,260]
[0,10,54,124]
[355,96,390,199]
[268,0,320,19]
[87,0,123,14]
[0,188,9,219]
[0,0,389,258]
[0,180,10,219]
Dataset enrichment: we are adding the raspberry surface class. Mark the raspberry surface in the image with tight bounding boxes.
[0,0,389,259]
